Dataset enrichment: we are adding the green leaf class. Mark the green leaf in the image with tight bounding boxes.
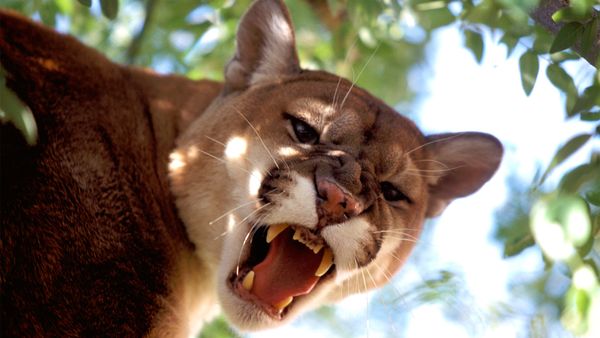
[551,51,582,63]
[100,0,119,20]
[584,258,600,280]
[559,161,600,194]
[519,51,539,96]
[55,0,74,14]
[586,190,600,207]
[546,64,577,95]
[572,85,600,116]
[578,230,594,256]
[416,7,456,30]
[552,8,587,23]
[500,33,518,58]
[504,233,535,258]
[550,22,583,54]
[581,17,599,55]
[463,0,500,25]
[39,2,58,26]
[77,0,92,8]
[532,28,555,54]
[530,196,572,261]
[546,63,578,113]
[581,111,600,121]
[0,69,38,145]
[551,0,594,23]
[531,194,591,262]
[464,30,484,63]
[539,134,592,185]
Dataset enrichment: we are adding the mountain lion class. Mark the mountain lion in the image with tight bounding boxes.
[0,0,502,337]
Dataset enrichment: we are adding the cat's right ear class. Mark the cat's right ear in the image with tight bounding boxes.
[224,0,301,93]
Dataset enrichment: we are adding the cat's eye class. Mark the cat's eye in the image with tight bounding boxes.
[380,181,412,204]
[287,115,319,144]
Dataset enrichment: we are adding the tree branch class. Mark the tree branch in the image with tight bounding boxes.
[126,0,158,65]
[304,0,347,31]
[530,0,599,67]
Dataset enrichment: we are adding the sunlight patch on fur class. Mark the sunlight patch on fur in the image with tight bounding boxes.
[187,145,199,160]
[278,146,299,157]
[225,136,248,159]
[168,150,186,172]
[227,214,237,233]
[248,169,262,197]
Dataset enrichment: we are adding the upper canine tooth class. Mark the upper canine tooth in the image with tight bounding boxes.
[315,248,334,277]
[266,224,289,243]
[242,270,255,291]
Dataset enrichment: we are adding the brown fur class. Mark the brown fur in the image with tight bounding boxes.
[0,10,220,337]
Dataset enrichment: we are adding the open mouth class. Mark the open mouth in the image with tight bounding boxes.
[229,224,336,319]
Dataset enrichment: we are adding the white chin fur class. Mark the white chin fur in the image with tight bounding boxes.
[321,217,372,271]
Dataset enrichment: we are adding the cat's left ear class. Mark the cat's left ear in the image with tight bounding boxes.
[224,0,300,93]
[424,132,503,217]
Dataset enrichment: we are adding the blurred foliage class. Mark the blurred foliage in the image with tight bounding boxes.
[1,0,599,337]
[0,65,37,145]
[495,152,600,337]
[199,316,241,338]
[299,269,475,338]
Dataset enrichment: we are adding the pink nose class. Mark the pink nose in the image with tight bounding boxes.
[316,180,361,227]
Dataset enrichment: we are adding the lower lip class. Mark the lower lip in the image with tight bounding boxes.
[229,267,337,320]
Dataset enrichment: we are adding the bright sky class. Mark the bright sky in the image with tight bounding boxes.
[246,23,597,338]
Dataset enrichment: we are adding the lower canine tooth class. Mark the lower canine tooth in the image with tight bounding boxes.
[293,228,302,241]
[266,224,289,243]
[312,244,324,254]
[242,271,255,291]
[274,296,293,310]
[315,248,333,277]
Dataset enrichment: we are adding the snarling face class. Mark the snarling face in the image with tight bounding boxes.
[169,0,502,331]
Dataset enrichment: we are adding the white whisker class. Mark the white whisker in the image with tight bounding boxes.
[404,173,445,179]
[332,38,359,108]
[372,261,402,298]
[373,230,420,242]
[234,107,281,170]
[340,43,381,110]
[406,165,465,173]
[209,199,260,225]
[205,135,226,147]
[357,259,370,338]
[413,159,450,169]
[197,149,253,176]
[376,233,420,244]
[234,203,272,275]
[404,132,466,157]
[388,252,407,266]
[205,135,265,174]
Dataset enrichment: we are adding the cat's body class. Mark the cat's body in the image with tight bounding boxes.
[0,1,502,337]
[0,10,223,336]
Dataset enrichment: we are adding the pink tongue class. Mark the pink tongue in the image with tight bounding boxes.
[251,229,323,308]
